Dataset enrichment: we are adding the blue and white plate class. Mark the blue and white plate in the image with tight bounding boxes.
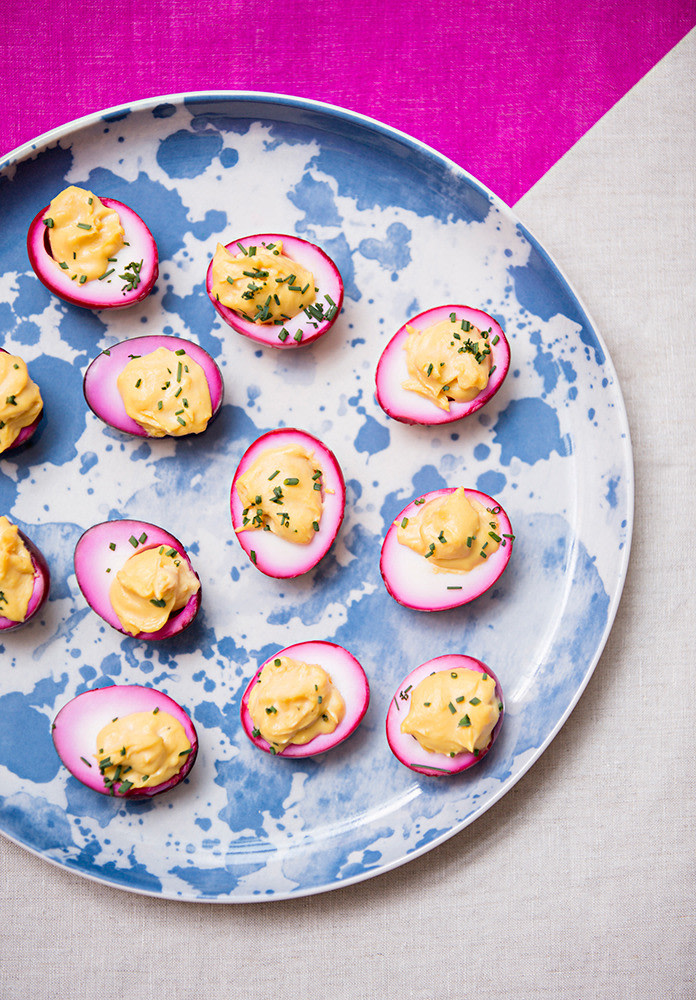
[0,93,633,901]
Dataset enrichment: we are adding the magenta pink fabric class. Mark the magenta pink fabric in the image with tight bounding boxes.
[1,1,693,205]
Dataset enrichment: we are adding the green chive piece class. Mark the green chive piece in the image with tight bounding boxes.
[76,222,92,230]
[458,714,472,728]
[44,217,54,228]
[448,702,456,714]
[400,517,408,529]
[79,274,87,284]
[284,477,299,486]
[470,697,481,706]
[128,535,138,547]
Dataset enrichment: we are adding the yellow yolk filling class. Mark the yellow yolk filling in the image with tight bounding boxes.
[46,186,125,282]
[109,546,200,636]
[0,516,35,622]
[397,488,500,572]
[401,669,500,756]
[235,444,323,545]
[248,655,345,750]
[210,241,315,323]
[0,353,43,453]
[402,317,493,411]
[116,347,212,437]
[96,710,191,790]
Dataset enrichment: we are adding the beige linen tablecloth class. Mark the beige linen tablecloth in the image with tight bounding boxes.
[2,29,694,1000]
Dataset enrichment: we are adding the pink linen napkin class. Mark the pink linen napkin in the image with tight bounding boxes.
[1,0,693,204]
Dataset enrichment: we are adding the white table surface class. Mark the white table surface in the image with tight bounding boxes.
[2,28,694,1000]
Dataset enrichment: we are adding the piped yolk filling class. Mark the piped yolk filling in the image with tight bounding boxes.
[397,488,500,572]
[0,516,35,622]
[236,444,324,545]
[96,710,191,791]
[109,546,199,636]
[402,316,493,411]
[0,353,43,453]
[248,655,345,751]
[401,669,500,756]
[116,347,212,437]
[46,186,125,282]
[210,241,315,323]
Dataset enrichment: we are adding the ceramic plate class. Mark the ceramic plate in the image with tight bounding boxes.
[0,93,633,901]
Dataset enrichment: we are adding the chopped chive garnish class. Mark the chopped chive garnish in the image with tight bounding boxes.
[150,598,167,607]
[153,707,160,714]
[128,535,138,547]
[79,275,87,284]
[250,550,257,564]
[284,477,299,486]
[176,416,186,426]
[139,532,147,543]
[294,329,303,342]
[448,702,456,714]
[278,329,289,342]
[268,470,280,480]
[446,586,462,590]
[470,697,481,706]
[400,517,408,528]
[76,222,92,230]
[157,400,163,410]
[59,261,69,269]
[458,715,472,728]
[99,268,115,280]
[312,520,319,531]
[44,217,54,228]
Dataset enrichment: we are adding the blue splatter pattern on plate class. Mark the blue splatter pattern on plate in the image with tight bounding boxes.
[0,94,632,901]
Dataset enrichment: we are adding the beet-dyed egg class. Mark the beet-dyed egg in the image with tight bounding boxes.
[240,641,370,758]
[52,684,198,798]
[386,654,504,776]
[230,428,345,578]
[375,305,510,425]
[0,348,43,451]
[83,335,224,437]
[74,519,201,639]
[380,488,514,611]
[0,528,50,632]
[27,195,158,309]
[206,233,343,348]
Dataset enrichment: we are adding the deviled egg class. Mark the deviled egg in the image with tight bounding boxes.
[74,519,201,639]
[386,654,504,775]
[0,348,43,453]
[230,428,345,578]
[27,185,158,308]
[206,234,343,348]
[0,516,50,632]
[240,641,369,757]
[380,487,514,611]
[83,335,223,438]
[375,305,510,424]
[52,684,198,797]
